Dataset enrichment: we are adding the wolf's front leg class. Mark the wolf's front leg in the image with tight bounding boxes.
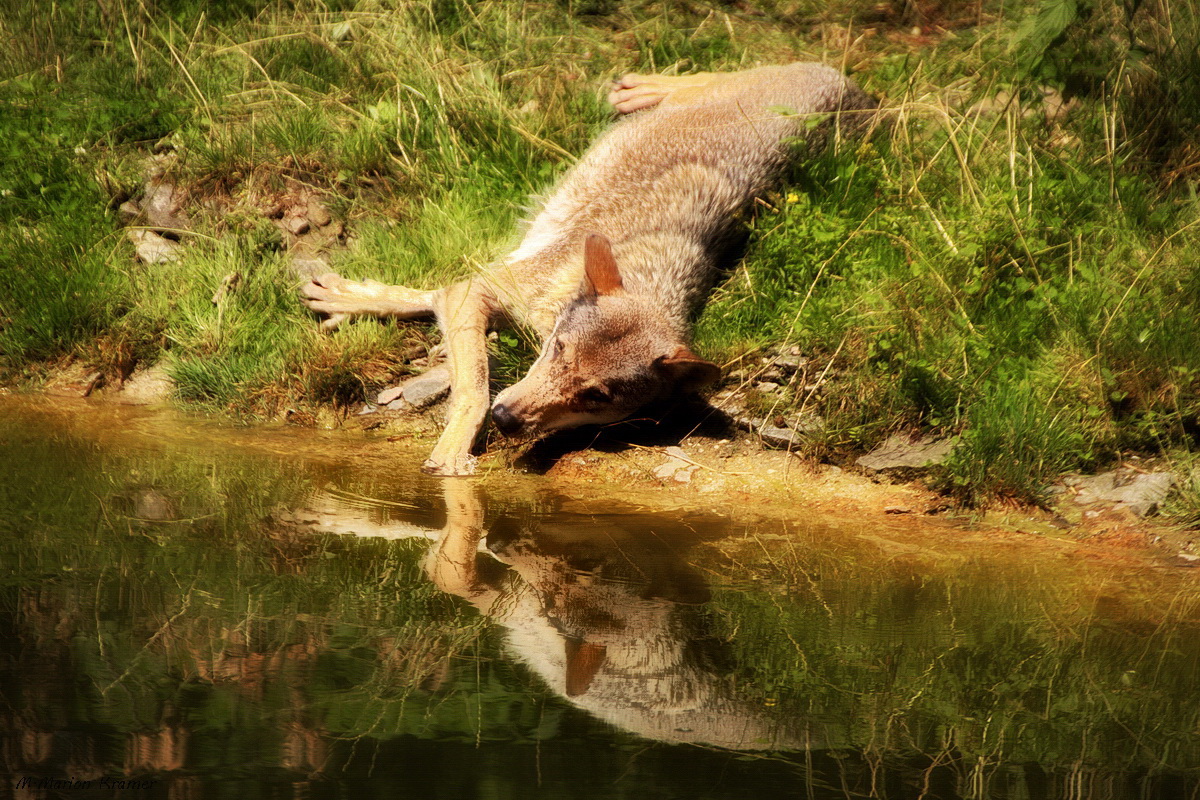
[423,280,494,477]
[300,272,437,330]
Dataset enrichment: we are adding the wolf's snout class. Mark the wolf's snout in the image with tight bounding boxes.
[491,404,522,436]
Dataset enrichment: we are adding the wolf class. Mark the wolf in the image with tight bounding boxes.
[301,63,876,475]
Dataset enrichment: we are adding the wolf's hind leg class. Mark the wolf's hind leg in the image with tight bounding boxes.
[300,273,437,331]
[607,72,733,114]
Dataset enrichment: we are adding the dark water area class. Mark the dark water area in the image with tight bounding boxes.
[1,398,1199,799]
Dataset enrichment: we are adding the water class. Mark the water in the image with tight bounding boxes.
[2,397,1199,799]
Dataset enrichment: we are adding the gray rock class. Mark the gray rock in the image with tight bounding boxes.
[400,367,451,408]
[759,424,799,449]
[141,178,191,233]
[1061,469,1176,517]
[857,434,955,473]
[376,385,405,405]
[118,200,142,224]
[115,364,173,405]
[753,412,824,449]
[653,446,699,483]
[128,229,183,264]
[766,353,808,371]
[307,200,332,227]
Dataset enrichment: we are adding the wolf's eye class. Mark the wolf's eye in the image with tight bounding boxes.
[579,386,611,405]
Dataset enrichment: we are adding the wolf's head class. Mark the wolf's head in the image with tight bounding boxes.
[490,234,720,439]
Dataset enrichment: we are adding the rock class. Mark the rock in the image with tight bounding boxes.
[758,424,798,448]
[140,177,191,233]
[290,241,331,278]
[653,446,699,483]
[766,353,808,372]
[114,364,173,405]
[756,412,825,449]
[128,229,183,264]
[857,434,955,474]
[1061,469,1176,517]
[307,200,332,227]
[118,200,142,224]
[791,412,826,435]
[392,367,451,409]
[376,385,405,405]
[287,216,311,236]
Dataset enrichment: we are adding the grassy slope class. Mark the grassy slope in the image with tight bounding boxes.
[1,0,1198,510]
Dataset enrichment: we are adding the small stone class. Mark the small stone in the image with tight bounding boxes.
[128,229,183,264]
[291,254,330,279]
[376,385,405,405]
[857,434,955,473]
[757,412,824,449]
[767,353,808,371]
[401,367,451,408]
[115,364,172,405]
[756,381,780,393]
[140,177,190,233]
[288,216,311,236]
[307,201,332,227]
[652,446,699,483]
[759,425,800,449]
[1063,469,1175,517]
[118,200,142,224]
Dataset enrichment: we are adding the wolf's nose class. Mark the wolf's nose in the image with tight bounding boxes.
[491,404,522,436]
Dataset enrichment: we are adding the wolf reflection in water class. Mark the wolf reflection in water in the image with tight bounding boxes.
[294,482,831,751]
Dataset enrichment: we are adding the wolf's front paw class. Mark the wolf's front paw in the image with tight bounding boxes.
[421,453,479,477]
[300,272,357,331]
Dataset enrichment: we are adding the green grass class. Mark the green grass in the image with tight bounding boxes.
[1,0,1199,510]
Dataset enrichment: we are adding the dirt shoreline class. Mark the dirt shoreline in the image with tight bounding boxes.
[7,386,1197,568]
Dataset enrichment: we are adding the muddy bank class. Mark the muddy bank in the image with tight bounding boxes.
[5,391,1196,568]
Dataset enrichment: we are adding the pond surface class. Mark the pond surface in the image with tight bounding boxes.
[2,397,1199,799]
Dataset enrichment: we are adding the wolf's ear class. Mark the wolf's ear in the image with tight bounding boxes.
[564,639,607,697]
[583,234,624,297]
[656,346,722,389]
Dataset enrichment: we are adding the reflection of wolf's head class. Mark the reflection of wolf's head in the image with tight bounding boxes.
[485,515,718,700]
[474,516,806,750]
